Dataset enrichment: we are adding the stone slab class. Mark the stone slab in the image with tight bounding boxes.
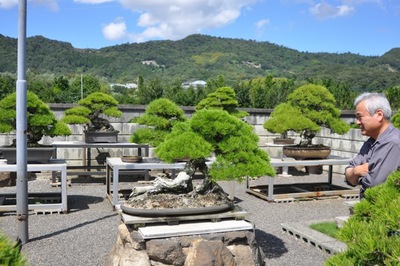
[138,220,254,239]
[281,219,347,254]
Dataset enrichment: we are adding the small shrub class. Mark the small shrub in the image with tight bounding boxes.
[0,232,27,266]
[325,171,400,265]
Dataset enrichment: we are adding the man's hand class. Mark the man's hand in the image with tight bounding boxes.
[345,163,369,186]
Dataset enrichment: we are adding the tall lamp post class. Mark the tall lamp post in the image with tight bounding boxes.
[16,0,29,244]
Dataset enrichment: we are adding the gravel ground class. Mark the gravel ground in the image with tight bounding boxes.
[0,169,354,266]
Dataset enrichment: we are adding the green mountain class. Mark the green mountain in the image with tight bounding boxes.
[1,34,399,90]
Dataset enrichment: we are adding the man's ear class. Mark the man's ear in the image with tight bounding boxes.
[376,109,385,122]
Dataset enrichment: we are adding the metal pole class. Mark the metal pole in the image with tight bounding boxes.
[81,74,83,99]
[16,0,29,244]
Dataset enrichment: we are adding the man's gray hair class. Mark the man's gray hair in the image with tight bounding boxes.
[354,92,392,120]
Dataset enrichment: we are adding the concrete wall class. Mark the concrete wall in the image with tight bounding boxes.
[0,104,364,173]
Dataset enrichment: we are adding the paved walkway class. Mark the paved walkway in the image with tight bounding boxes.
[0,170,354,266]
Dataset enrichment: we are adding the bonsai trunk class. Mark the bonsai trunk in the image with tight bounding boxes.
[128,158,226,200]
[299,130,316,146]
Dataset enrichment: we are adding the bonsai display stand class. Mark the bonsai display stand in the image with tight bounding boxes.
[0,159,68,213]
[247,156,359,202]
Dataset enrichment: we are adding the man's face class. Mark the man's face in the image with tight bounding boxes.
[355,101,381,137]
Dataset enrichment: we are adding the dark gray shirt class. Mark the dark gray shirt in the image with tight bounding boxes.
[347,124,400,191]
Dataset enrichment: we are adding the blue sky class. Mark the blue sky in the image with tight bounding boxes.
[0,0,399,56]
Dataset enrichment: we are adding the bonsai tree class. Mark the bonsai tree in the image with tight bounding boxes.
[391,111,400,129]
[325,170,400,265]
[271,84,350,146]
[130,98,186,147]
[263,102,318,140]
[0,91,71,146]
[61,92,122,133]
[196,86,248,118]
[128,109,275,199]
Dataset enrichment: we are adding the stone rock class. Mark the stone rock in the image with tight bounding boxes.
[147,239,185,265]
[105,241,150,266]
[227,244,255,266]
[184,239,235,266]
[107,223,266,266]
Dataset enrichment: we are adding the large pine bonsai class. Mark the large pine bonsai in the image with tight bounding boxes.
[0,91,71,146]
[154,109,275,195]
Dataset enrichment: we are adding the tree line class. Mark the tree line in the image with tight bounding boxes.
[1,71,400,111]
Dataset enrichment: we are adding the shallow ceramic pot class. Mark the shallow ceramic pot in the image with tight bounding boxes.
[0,147,56,164]
[282,145,331,160]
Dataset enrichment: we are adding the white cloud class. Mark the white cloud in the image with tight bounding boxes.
[74,0,114,4]
[115,0,258,42]
[255,19,270,36]
[102,17,127,40]
[0,0,17,9]
[0,0,58,10]
[310,2,354,19]
[256,19,270,28]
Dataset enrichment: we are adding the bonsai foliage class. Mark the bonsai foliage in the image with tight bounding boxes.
[325,171,400,265]
[263,102,318,139]
[0,91,71,146]
[196,86,248,118]
[61,92,122,132]
[0,232,27,266]
[156,109,275,192]
[391,111,400,129]
[286,84,349,146]
[130,98,186,146]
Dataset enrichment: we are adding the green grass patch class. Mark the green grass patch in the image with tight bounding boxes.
[309,221,340,239]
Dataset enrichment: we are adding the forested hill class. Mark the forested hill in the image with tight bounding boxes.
[1,33,399,90]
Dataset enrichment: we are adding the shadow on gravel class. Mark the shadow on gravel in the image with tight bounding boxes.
[67,194,107,212]
[28,213,118,243]
[255,228,288,259]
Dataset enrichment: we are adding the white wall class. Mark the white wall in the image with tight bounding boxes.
[0,104,363,173]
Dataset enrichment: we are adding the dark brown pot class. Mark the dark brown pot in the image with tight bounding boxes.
[282,145,331,160]
[0,147,56,164]
[84,130,119,143]
[272,138,295,145]
[120,203,234,217]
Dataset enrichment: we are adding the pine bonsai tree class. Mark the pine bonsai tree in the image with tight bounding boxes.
[61,92,122,133]
[267,84,350,146]
[325,171,400,265]
[196,86,248,118]
[155,109,275,193]
[0,91,71,146]
[130,98,186,147]
[263,102,318,140]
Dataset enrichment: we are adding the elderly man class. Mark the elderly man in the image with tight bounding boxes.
[345,92,400,198]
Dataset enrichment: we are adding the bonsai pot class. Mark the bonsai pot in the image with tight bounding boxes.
[84,130,119,143]
[272,138,295,145]
[282,145,331,160]
[0,147,56,164]
[120,202,233,217]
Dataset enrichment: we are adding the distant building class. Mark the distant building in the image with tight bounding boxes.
[181,80,207,89]
[110,83,138,89]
